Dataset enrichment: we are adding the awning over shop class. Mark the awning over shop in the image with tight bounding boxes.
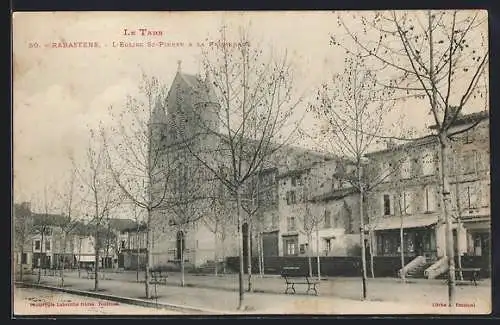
[78,255,95,262]
[366,215,440,231]
[462,219,490,230]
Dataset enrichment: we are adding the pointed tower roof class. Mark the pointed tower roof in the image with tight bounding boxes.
[168,62,219,105]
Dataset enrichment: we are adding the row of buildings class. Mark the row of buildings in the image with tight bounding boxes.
[13,65,490,278]
[12,205,142,271]
[143,66,490,276]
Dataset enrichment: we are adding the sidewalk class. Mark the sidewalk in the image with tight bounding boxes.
[54,269,491,306]
[17,271,491,314]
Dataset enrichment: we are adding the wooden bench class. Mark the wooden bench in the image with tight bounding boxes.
[281,266,319,295]
[149,270,168,285]
[454,268,481,286]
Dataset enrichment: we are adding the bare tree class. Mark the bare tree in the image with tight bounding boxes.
[296,170,325,280]
[166,150,213,287]
[104,74,173,299]
[395,178,409,282]
[55,167,80,287]
[76,130,122,292]
[241,168,267,292]
[334,9,488,306]
[309,53,398,299]
[32,185,58,284]
[204,171,234,276]
[181,26,302,310]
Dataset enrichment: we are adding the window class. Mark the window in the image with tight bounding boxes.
[21,253,27,264]
[325,239,332,255]
[347,212,354,234]
[383,194,392,216]
[422,151,435,176]
[45,240,50,251]
[463,130,473,144]
[291,176,301,187]
[287,216,296,231]
[474,150,488,173]
[465,184,478,210]
[380,162,391,182]
[286,191,296,205]
[462,152,476,174]
[399,191,412,215]
[283,236,298,256]
[324,210,331,228]
[271,214,279,228]
[121,240,126,249]
[299,244,306,254]
[424,186,436,213]
[401,158,412,179]
[35,240,41,250]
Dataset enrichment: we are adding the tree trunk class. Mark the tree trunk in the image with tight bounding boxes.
[439,134,456,308]
[78,237,82,278]
[20,247,24,282]
[60,233,66,287]
[214,232,218,276]
[180,231,185,287]
[307,233,313,278]
[246,224,252,292]
[221,234,227,274]
[144,209,152,299]
[369,229,375,278]
[37,230,44,284]
[454,173,464,281]
[257,232,263,277]
[136,231,140,282]
[260,234,265,277]
[400,215,406,282]
[316,226,321,281]
[94,231,100,291]
[236,188,245,310]
[358,164,368,300]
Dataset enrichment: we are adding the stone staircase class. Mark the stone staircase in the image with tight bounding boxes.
[190,260,227,275]
[406,261,434,279]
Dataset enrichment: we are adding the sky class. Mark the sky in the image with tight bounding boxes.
[12,11,489,212]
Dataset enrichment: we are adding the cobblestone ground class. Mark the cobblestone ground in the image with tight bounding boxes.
[15,271,491,315]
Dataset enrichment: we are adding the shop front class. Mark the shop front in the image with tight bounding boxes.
[376,227,437,260]
[462,216,491,271]
[368,214,440,260]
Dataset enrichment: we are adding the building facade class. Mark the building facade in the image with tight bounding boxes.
[364,111,490,275]
[146,66,359,268]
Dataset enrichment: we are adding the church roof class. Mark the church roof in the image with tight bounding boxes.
[176,71,219,105]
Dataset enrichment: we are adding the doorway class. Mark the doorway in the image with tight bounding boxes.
[414,232,424,256]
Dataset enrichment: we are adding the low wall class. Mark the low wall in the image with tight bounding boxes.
[225,255,413,277]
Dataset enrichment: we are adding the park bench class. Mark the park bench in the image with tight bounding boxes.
[281,266,319,295]
[453,268,482,286]
[149,270,168,285]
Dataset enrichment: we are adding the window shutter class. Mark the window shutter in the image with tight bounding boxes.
[427,186,436,212]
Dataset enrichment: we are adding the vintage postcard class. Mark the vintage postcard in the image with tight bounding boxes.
[12,11,491,316]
